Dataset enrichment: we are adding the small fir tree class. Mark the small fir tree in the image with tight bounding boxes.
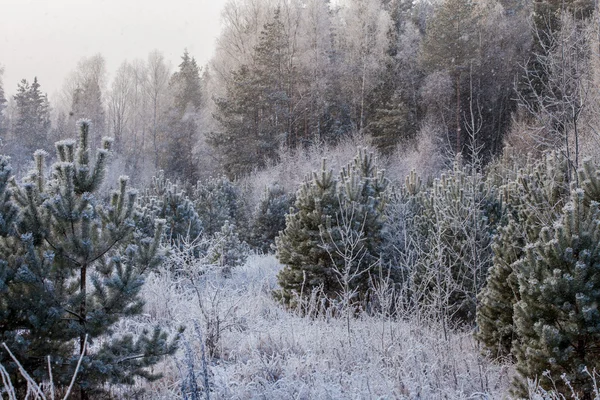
[477,151,570,358]
[275,159,340,307]
[12,77,51,157]
[276,150,389,307]
[326,149,390,299]
[206,220,250,274]
[163,50,203,183]
[368,90,412,155]
[138,170,203,245]
[510,158,600,397]
[0,121,178,398]
[193,175,248,238]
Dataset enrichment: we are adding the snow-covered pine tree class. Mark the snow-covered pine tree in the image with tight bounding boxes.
[477,151,570,358]
[324,149,390,301]
[192,175,248,238]
[0,121,178,398]
[400,157,499,323]
[275,159,339,307]
[380,169,428,314]
[512,159,600,397]
[138,170,202,245]
[206,220,250,275]
[276,150,389,308]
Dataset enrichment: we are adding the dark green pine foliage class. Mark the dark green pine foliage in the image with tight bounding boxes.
[137,170,202,245]
[209,7,291,177]
[250,184,295,253]
[275,159,340,307]
[192,176,248,239]
[0,121,178,398]
[276,150,389,307]
[477,151,570,358]
[368,90,412,155]
[12,77,51,157]
[164,50,203,183]
[511,159,600,398]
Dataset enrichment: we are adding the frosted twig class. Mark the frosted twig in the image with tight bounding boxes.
[64,334,88,400]
[2,342,46,399]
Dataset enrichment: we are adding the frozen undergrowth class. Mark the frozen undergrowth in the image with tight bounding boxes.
[131,254,513,399]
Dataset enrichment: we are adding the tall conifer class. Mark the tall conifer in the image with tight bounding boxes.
[0,121,178,398]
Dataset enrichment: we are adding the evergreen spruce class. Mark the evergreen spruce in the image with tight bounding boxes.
[209,7,293,176]
[368,90,412,155]
[12,77,51,157]
[70,79,106,146]
[0,121,178,398]
[164,50,203,183]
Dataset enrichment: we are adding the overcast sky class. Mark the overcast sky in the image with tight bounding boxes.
[1,0,228,99]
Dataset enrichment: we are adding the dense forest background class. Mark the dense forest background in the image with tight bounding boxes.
[2,0,596,185]
[4,0,600,398]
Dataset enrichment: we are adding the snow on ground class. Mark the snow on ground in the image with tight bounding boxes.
[132,254,513,399]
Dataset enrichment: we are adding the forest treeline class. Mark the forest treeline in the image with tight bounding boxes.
[1,0,597,183]
[3,0,600,398]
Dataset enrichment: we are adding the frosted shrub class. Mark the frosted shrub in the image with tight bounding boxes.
[384,157,499,325]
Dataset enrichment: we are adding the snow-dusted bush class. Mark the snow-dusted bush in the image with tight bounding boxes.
[384,156,500,325]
